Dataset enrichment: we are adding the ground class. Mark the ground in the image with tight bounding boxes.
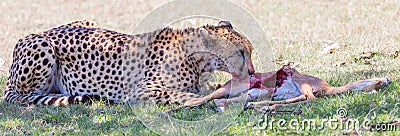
[0,0,399,135]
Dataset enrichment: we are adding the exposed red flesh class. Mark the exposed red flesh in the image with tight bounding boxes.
[275,67,292,88]
[249,73,263,88]
[249,67,293,90]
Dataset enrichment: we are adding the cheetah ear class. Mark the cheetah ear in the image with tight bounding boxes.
[199,28,211,47]
[218,21,233,29]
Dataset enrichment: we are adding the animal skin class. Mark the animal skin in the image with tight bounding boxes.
[213,65,391,113]
[167,64,390,113]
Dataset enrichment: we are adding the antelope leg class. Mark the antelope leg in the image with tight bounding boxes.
[245,95,307,109]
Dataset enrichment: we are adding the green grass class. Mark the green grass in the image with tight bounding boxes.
[0,52,399,135]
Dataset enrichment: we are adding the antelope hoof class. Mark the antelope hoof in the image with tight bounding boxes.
[244,102,254,110]
[216,107,225,112]
[383,77,391,86]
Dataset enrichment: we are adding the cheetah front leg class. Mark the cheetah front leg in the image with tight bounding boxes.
[126,79,200,105]
[162,78,251,113]
[207,82,226,91]
[185,79,250,106]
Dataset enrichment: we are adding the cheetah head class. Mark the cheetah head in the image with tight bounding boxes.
[199,21,255,80]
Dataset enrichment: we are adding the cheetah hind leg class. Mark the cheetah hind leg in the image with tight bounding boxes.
[3,34,98,106]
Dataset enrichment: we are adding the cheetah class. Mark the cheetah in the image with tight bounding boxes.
[3,20,255,106]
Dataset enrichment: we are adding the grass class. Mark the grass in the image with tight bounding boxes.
[0,0,399,135]
[0,72,398,135]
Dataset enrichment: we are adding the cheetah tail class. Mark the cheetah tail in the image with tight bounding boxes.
[3,89,103,106]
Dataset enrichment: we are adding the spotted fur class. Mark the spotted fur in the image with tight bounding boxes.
[3,20,255,106]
